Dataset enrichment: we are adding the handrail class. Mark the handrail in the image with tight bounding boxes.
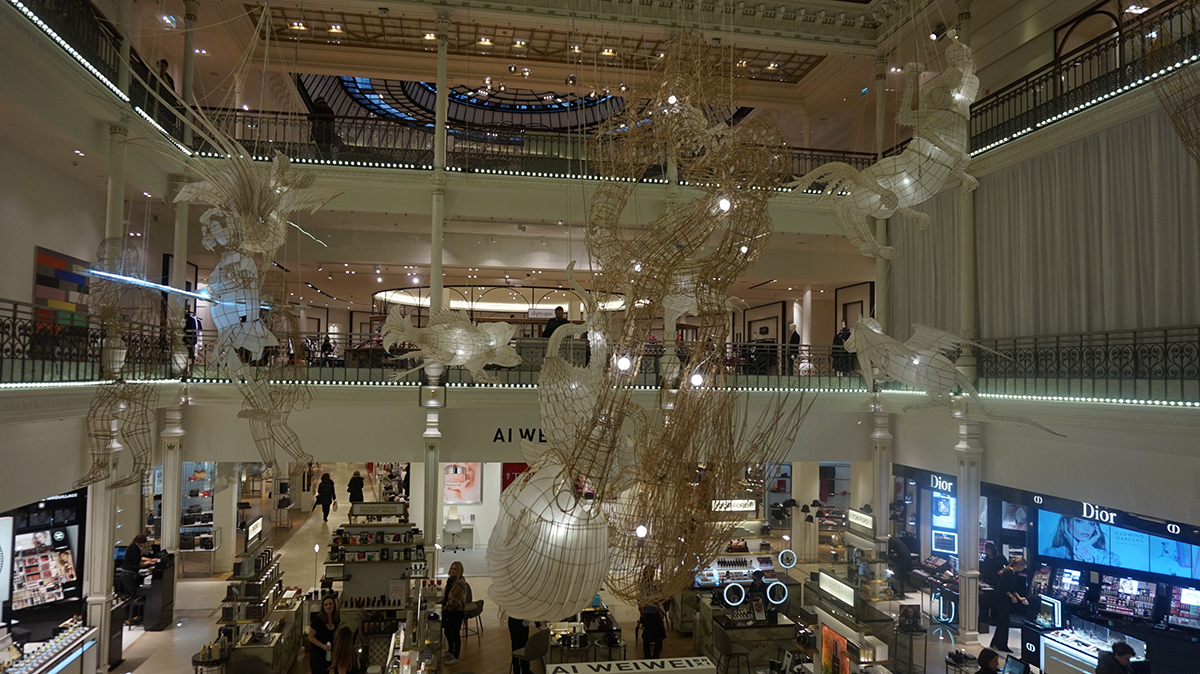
[969,0,1200,154]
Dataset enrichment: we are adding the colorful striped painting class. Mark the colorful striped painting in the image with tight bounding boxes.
[33,247,90,325]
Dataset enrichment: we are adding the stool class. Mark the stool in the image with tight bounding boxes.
[591,636,627,662]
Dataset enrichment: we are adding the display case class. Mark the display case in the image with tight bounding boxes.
[216,545,306,674]
[271,476,295,530]
[1039,616,1146,673]
[181,461,215,533]
[4,622,98,674]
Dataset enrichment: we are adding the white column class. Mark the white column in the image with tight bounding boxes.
[800,286,812,344]
[794,461,821,562]
[958,4,979,381]
[159,406,185,552]
[169,177,190,373]
[84,423,121,673]
[423,412,442,574]
[870,395,892,553]
[105,125,128,240]
[872,52,889,329]
[429,15,449,318]
[180,0,198,144]
[955,412,983,636]
[115,0,131,94]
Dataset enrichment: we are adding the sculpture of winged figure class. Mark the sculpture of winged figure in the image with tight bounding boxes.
[789,31,979,258]
[379,308,522,385]
[845,319,1063,436]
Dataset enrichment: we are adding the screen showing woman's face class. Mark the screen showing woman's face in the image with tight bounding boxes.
[1070,518,1098,540]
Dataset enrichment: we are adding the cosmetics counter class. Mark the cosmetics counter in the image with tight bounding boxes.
[0,622,97,674]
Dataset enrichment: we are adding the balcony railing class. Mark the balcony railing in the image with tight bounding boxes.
[970,0,1200,154]
[200,109,876,179]
[0,300,174,383]
[977,326,1200,403]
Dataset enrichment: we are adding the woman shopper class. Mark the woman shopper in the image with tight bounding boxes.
[442,561,472,664]
[307,596,340,674]
[331,625,362,674]
[313,473,337,522]
[347,471,365,503]
[974,648,1001,674]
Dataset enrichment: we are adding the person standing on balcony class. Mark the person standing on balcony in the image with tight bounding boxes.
[183,308,201,362]
[157,59,175,93]
[542,306,569,338]
[309,97,337,154]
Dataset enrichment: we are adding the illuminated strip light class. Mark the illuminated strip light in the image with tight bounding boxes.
[5,0,127,101]
[979,392,1200,407]
[45,638,96,674]
[375,292,625,313]
[135,106,193,156]
[87,269,210,301]
[0,379,170,389]
[971,53,1200,157]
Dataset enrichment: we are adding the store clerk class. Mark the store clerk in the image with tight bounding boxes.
[117,534,157,598]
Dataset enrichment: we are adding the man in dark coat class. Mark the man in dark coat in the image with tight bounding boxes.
[308,97,337,151]
[541,306,569,338]
[1095,642,1135,674]
[346,471,365,503]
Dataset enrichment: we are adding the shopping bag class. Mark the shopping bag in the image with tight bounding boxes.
[332,501,339,512]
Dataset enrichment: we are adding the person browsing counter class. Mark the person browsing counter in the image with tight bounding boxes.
[989,557,1027,652]
[307,596,340,674]
[1095,642,1136,674]
[973,648,1001,674]
[118,533,156,597]
[441,561,472,664]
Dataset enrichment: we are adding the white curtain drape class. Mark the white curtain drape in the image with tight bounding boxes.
[887,188,961,341]
[976,107,1200,338]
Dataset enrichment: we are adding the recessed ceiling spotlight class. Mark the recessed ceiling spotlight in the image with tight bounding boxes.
[424,32,436,40]
[479,36,492,45]
[328,24,343,33]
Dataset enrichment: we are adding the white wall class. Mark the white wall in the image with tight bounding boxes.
[0,143,105,302]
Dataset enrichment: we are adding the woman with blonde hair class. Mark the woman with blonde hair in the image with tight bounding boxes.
[442,561,472,664]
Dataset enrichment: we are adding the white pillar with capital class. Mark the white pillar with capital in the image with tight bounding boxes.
[159,405,185,552]
[957,0,979,381]
[955,409,983,636]
[84,423,121,673]
[872,52,889,328]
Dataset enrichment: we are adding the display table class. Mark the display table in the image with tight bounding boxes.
[696,599,795,670]
[138,554,176,631]
[7,625,98,674]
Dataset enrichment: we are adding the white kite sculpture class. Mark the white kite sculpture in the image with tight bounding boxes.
[380,308,521,385]
[790,32,979,258]
[845,319,1063,436]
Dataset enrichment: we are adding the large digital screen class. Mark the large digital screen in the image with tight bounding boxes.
[1168,586,1200,630]
[931,491,956,530]
[1038,509,1157,573]
[1149,536,1196,578]
[1001,501,1029,532]
[1098,575,1157,620]
[10,527,79,611]
[1050,567,1088,605]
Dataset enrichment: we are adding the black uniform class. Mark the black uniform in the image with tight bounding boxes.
[990,567,1017,651]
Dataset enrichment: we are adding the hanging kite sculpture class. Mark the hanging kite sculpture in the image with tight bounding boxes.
[379,308,522,385]
[175,143,341,476]
[487,30,809,620]
[75,239,162,490]
[845,319,1064,436]
[790,32,979,258]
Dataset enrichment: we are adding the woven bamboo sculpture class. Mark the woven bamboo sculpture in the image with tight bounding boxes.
[379,308,522,384]
[790,32,979,258]
[1152,34,1200,169]
[75,238,162,490]
[488,31,807,618]
[175,129,341,477]
[845,319,1062,436]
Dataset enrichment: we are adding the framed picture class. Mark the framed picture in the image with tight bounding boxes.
[748,317,779,341]
[444,462,482,504]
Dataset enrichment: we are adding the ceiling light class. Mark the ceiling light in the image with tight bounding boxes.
[737,60,748,67]
[377,277,382,282]
[690,373,704,387]
[1125,4,1149,13]
[570,45,581,53]
[602,47,615,56]
[514,39,527,47]
[566,74,577,86]
[617,356,632,371]
[635,525,647,538]
[424,32,436,40]
[618,83,628,92]
[161,14,177,28]
[521,68,531,78]
[194,48,207,54]
[509,64,518,74]
[289,21,306,30]
[718,197,731,212]
[142,191,152,197]
[766,62,779,70]
[241,104,248,110]
[739,245,748,254]
[328,24,343,33]
[498,83,506,91]
[479,37,492,45]
[73,149,84,156]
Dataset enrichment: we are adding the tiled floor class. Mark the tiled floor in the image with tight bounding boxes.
[118,463,997,674]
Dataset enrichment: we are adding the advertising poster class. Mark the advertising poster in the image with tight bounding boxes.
[501,463,529,492]
[1001,501,1029,531]
[930,491,956,530]
[820,624,850,674]
[1038,510,1120,566]
[443,463,482,504]
[1148,536,1195,577]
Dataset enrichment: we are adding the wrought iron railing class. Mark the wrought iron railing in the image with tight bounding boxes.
[0,299,174,383]
[976,326,1200,402]
[971,0,1200,154]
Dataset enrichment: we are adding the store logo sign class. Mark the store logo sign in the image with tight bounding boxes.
[1082,502,1117,524]
[931,475,953,492]
[711,499,756,512]
[847,509,873,530]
